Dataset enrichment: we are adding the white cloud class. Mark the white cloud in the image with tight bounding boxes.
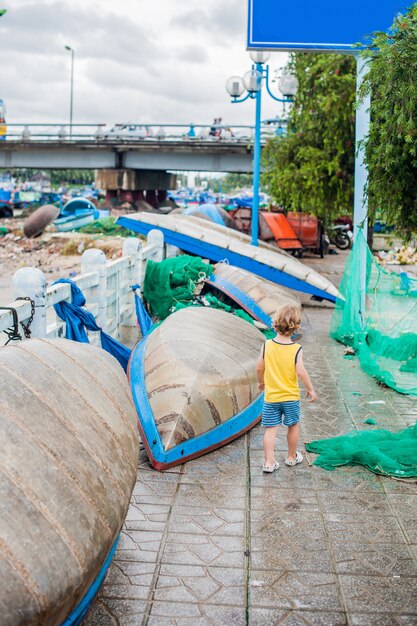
[0,0,289,127]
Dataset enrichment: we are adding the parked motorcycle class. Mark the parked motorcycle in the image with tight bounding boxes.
[328,223,353,250]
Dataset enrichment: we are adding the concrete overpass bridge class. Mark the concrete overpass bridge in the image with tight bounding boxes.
[0,122,285,173]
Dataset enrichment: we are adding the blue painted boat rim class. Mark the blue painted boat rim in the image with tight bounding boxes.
[60,533,120,626]
[205,273,272,327]
[128,330,263,469]
[117,215,337,303]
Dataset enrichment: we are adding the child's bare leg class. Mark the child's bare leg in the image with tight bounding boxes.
[263,426,279,466]
[287,423,300,461]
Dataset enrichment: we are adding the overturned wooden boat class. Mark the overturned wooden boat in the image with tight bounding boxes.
[117,211,340,301]
[129,306,264,470]
[205,262,301,327]
[0,339,139,626]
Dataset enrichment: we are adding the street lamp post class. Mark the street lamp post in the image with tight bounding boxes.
[65,45,75,139]
[226,52,298,246]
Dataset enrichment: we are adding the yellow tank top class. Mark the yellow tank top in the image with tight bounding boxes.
[264,340,302,403]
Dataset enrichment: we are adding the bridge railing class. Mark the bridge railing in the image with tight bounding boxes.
[1,121,285,143]
[0,230,166,349]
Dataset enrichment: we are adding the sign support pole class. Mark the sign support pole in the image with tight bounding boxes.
[353,54,370,241]
[353,54,370,324]
[251,63,262,247]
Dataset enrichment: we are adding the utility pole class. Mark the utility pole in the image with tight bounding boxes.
[65,46,75,139]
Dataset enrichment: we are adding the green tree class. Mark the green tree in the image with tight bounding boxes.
[262,53,356,222]
[360,5,417,236]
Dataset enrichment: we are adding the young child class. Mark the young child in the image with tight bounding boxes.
[256,304,317,472]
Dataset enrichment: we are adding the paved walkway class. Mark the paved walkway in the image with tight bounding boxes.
[85,259,417,626]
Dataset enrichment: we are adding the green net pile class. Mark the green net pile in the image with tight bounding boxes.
[143,256,213,319]
[172,295,276,339]
[142,255,276,337]
[306,423,417,478]
[79,217,136,237]
[331,231,417,395]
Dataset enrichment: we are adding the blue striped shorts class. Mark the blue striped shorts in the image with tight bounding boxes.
[261,400,301,427]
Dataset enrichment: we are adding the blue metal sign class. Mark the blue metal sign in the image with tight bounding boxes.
[248,0,409,51]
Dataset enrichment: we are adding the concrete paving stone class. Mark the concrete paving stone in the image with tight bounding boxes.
[154,564,245,604]
[324,513,407,544]
[168,505,244,535]
[318,490,393,516]
[161,532,245,568]
[132,479,178,498]
[135,467,182,483]
[175,482,246,509]
[250,467,315,490]
[250,607,348,626]
[396,406,417,415]
[113,561,156,584]
[147,601,246,625]
[83,600,119,626]
[338,574,417,614]
[132,492,176,506]
[123,529,164,545]
[250,536,333,573]
[180,449,247,485]
[251,511,327,543]
[380,476,417,494]
[251,486,320,513]
[387,494,417,518]
[402,416,417,427]
[250,570,343,611]
[398,517,417,544]
[84,599,146,626]
[100,583,150,600]
[312,467,385,493]
[332,541,417,577]
[113,547,159,564]
[348,613,417,626]
[409,545,417,561]
[129,501,171,518]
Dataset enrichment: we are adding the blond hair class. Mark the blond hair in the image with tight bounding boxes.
[273,305,301,337]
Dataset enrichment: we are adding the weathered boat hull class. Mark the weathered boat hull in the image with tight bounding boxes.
[129,307,265,470]
[23,204,60,238]
[205,262,301,327]
[116,212,340,301]
[0,339,139,626]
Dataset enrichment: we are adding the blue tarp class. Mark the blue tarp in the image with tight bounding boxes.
[53,279,131,371]
[184,203,225,226]
[132,284,153,335]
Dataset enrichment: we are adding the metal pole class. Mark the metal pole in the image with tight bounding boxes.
[251,63,262,247]
[353,54,370,325]
[69,49,74,139]
[353,55,370,241]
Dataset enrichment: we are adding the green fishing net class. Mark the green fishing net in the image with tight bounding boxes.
[331,230,417,395]
[143,256,213,319]
[142,255,276,337]
[172,294,276,339]
[306,423,417,478]
[79,217,135,237]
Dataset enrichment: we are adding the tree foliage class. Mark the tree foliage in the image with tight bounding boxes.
[262,54,356,222]
[360,5,417,235]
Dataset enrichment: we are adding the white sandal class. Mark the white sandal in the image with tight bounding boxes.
[285,451,303,466]
[263,460,279,473]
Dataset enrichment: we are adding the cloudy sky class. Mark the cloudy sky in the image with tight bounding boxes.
[0,0,288,129]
